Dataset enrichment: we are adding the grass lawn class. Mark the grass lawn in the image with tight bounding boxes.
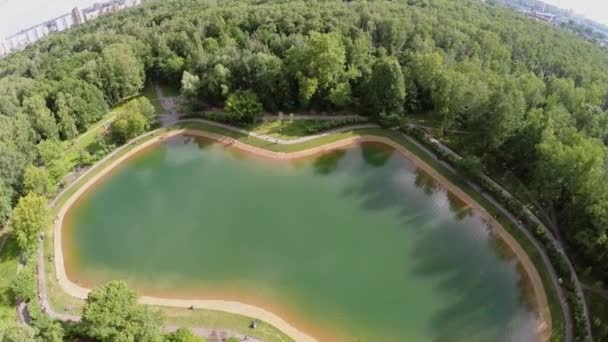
[249,120,313,140]
[0,234,20,323]
[45,119,565,341]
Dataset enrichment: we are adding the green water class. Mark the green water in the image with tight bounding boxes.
[66,135,540,342]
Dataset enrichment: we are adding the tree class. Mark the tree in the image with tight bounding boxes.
[22,95,59,141]
[135,97,156,122]
[36,320,64,342]
[82,281,163,342]
[51,78,108,132]
[161,55,186,84]
[0,322,37,342]
[363,57,405,117]
[181,71,200,99]
[11,193,50,252]
[224,90,263,123]
[166,328,207,342]
[287,32,348,106]
[36,139,63,167]
[110,107,149,144]
[22,165,55,197]
[0,179,13,228]
[97,43,145,104]
[9,263,36,302]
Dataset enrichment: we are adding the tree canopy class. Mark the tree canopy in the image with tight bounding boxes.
[11,193,50,252]
[82,281,163,342]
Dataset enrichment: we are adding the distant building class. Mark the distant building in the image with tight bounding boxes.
[521,10,556,23]
[83,0,141,22]
[0,0,143,58]
[72,7,84,26]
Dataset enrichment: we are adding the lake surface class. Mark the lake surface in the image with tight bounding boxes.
[64,134,541,342]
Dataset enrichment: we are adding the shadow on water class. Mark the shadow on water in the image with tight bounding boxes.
[411,223,533,342]
[360,142,394,167]
[313,149,347,175]
[333,143,535,342]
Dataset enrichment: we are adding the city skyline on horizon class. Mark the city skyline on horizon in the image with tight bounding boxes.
[543,0,608,27]
[0,0,100,38]
[1,0,608,40]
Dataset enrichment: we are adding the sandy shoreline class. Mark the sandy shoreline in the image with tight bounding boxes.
[52,128,551,342]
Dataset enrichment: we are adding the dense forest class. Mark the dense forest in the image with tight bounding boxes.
[2,0,608,339]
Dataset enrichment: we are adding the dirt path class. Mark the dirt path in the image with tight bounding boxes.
[48,126,552,342]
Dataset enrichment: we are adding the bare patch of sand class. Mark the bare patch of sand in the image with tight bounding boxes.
[52,128,551,342]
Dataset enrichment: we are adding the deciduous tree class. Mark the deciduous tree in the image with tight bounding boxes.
[11,193,50,252]
[82,281,163,342]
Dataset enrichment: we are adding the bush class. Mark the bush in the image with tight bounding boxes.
[9,264,36,302]
[185,111,250,128]
[304,117,368,134]
[224,90,263,123]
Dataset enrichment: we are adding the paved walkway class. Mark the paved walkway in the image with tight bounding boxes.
[182,117,379,144]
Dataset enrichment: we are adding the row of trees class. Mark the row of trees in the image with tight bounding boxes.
[2,280,214,341]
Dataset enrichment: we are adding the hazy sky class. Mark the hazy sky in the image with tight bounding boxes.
[541,0,608,25]
[0,0,100,38]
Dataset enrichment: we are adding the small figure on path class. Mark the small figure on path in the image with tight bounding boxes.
[249,320,258,329]
[188,305,196,310]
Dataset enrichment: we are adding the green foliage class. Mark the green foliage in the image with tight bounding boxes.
[77,150,95,167]
[110,99,153,144]
[82,281,163,342]
[36,139,63,167]
[304,117,369,134]
[22,165,55,197]
[97,43,145,105]
[364,57,405,116]
[165,328,207,342]
[454,155,482,178]
[0,322,37,342]
[287,32,348,106]
[0,180,13,228]
[11,193,50,252]
[9,263,36,302]
[50,78,108,134]
[225,90,263,123]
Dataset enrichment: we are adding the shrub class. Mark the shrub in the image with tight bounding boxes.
[224,90,263,123]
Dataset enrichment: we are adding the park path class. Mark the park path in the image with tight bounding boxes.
[400,128,594,342]
[154,86,375,139]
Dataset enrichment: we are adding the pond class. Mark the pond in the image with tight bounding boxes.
[63,134,542,342]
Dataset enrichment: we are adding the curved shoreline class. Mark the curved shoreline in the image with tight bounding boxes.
[52,128,551,342]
